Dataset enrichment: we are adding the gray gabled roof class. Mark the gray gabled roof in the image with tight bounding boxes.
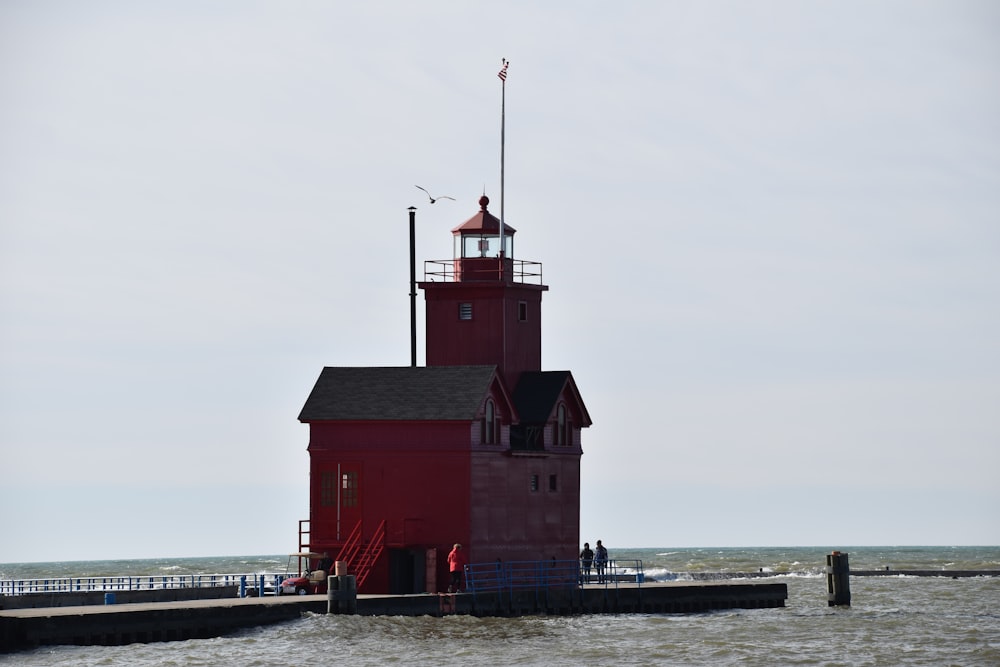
[512,371,593,426]
[298,365,499,422]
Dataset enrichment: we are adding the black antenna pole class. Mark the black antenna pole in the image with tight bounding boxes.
[408,206,417,367]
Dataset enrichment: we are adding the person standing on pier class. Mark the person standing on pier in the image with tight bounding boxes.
[594,540,608,583]
[579,543,594,583]
[447,543,467,593]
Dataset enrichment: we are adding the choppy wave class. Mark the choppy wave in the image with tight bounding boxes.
[3,546,998,582]
[0,554,289,581]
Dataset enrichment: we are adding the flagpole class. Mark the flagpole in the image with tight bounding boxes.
[498,58,508,235]
[497,58,509,379]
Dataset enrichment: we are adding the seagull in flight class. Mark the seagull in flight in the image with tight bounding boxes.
[415,185,456,204]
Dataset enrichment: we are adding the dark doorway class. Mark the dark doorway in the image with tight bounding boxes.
[389,549,426,594]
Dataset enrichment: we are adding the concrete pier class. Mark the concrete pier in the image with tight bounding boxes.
[679,569,1000,580]
[467,580,786,617]
[845,570,1000,578]
[1,581,786,652]
[0,595,323,652]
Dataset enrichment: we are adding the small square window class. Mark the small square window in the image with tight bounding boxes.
[518,301,527,321]
[459,303,473,320]
[549,474,558,491]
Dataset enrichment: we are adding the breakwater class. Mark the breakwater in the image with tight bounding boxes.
[1,580,786,652]
[678,570,1000,580]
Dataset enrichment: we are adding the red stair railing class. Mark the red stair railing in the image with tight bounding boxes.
[332,519,386,592]
[353,520,386,591]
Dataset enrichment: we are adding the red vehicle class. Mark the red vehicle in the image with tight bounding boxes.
[277,552,330,595]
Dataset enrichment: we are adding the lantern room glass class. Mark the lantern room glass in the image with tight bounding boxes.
[456,231,513,259]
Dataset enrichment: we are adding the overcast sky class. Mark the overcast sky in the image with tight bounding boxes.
[2,1,998,563]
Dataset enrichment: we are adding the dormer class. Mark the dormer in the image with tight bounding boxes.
[509,371,592,454]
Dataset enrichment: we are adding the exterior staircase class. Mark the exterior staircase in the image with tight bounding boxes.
[334,519,386,591]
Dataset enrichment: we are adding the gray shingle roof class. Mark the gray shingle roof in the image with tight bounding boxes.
[512,371,570,423]
[298,365,498,422]
[513,371,593,426]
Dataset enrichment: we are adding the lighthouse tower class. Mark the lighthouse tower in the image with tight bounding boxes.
[420,195,546,389]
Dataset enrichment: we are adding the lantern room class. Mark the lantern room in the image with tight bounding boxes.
[451,195,515,282]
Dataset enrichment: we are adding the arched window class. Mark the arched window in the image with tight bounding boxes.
[555,403,568,446]
[483,399,497,444]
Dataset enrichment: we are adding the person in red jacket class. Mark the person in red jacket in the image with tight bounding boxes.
[447,543,467,593]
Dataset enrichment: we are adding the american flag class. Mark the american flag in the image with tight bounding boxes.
[497,59,508,82]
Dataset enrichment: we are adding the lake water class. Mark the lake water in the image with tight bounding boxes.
[2,546,998,666]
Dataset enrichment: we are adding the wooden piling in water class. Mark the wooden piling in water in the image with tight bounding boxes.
[826,551,851,606]
[326,575,357,614]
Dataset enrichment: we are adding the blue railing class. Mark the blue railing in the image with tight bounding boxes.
[464,558,644,603]
[0,573,287,597]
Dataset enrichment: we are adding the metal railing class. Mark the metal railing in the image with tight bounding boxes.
[464,558,644,602]
[423,259,543,284]
[0,573,287,597]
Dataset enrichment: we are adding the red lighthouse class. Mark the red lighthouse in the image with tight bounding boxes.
[298,195,592,594]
